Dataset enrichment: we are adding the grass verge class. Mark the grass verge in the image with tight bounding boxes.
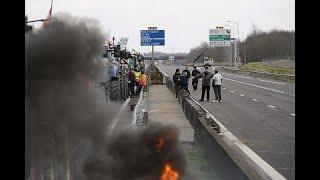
[241,62,294,75]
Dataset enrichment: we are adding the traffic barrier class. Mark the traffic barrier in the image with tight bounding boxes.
[132,87,148,127]
[155,64,287,180]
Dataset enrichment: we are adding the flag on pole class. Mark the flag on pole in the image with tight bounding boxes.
[42,0,53,28]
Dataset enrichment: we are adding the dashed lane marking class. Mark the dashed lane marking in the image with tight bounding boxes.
[240,94,245,97]
[266,105,276,109]
[291,113,295,116]
[251,99,258,102]
[224,77,289,95]
[230,90,235,93]
[258,79,286,85]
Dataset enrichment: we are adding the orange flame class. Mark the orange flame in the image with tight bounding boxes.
[160,163,179,180]
[155,136,165,150]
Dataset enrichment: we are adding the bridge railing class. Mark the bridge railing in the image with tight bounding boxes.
[132,64,151,127]
[132,87,148,127]
[155,64,287,180]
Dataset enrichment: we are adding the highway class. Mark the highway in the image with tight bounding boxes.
[156,63,295,180]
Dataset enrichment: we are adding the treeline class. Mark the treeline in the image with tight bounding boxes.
[187,28,295,63]
[240,29,295,62]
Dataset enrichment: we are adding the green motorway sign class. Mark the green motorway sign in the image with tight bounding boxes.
[209,35,231,41]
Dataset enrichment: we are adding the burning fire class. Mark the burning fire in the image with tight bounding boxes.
[160,163,179,180]
[155,136,165,150]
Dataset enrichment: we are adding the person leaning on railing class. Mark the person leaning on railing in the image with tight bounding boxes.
[173,69,181,101]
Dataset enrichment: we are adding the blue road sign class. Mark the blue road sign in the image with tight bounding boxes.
[141,39,165,46]
[140,29,165,46]
[140,30,165,39]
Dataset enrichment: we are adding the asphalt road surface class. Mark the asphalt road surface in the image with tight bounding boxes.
[156,63,295,180]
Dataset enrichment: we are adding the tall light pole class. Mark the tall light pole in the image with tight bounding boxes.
[224,24,235,66]
[227,21,240,68]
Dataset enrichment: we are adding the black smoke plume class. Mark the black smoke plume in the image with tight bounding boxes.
[83,123,190,180]
[26,13,191,180]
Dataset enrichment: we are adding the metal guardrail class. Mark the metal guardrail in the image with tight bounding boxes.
[155,64,287,180]
[132,87,148,127]
[132,64,150,127]
[221,66,295,82]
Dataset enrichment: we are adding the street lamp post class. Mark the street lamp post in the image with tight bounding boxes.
[227,21,240,68]
[224,24,235,67]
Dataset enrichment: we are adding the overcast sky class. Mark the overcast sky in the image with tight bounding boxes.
[26,0,295,53]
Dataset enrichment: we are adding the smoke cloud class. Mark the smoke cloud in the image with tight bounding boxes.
[26,13,191,180]
[83,123,190,180]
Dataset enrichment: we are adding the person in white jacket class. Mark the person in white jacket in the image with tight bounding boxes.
[212,69,223,102]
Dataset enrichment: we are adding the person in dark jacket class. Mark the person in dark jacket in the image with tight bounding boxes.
[179,72,190,94]
[191,66,201,91]
[195,66,214,101]
[127,67,136,97]
[173,69,181,100]
[182,66,191,81]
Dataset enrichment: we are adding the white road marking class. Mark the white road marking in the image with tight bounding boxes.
[251,99,258,102]
[240,94,245,97]
[223,88,226,90]
[223,73,253,79]
[236,75,253,79]
[230,90,235,93]
[258,79,286,85]
[266,105,276,109]
[291,113,295,116]
[224,77,288,95]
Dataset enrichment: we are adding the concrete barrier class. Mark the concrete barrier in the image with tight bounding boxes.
[155,64,287,180]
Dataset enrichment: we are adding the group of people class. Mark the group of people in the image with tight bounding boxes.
[173,65,223,102]
[127,65,147,97]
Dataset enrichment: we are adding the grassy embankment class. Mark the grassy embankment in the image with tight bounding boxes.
[241,60,295,75]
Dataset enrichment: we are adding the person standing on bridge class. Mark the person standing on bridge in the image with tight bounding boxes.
[127,66,136,97]
[134,66,141,94]
[191,66,200,91]
[212,69,223,102]
[173,68,181,100]
[136,70,147,95]
[179,71,190,94]
[196,66,214,101]
[182,66,191,82]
